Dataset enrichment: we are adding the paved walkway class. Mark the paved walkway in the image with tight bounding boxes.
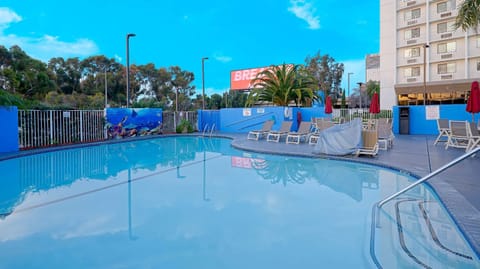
[225,133,480,256]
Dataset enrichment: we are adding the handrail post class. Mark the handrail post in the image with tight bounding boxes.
[377,147,480,210]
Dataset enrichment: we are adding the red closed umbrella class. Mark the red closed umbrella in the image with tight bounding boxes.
[325,96,333,114]
[369,92,380,115]
[466,81,480,122]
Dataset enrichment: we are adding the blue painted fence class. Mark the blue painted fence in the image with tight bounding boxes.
[0,106,19,153]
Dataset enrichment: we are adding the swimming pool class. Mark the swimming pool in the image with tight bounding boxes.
[0,136,478,268]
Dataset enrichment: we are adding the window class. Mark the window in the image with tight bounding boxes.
[477,61,480,71]
[404,47,421,58]
[438,63,456,74]
[404,67,420,77]
[437,41,456,53]
[405,8,421,21]
[477,37,480,48]
[405,28,420,39]
[437,0,455,13]
[437,2,447,13]
[437,21,455,33]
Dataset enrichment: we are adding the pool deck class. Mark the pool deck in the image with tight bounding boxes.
[224,133,480,256]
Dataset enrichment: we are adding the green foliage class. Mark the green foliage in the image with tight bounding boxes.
[246,64,317,107]
[176,119,194,133]
[366,80,380,99]
[304,51,344,101]
[0,90,28,108]
[454,0,480,31]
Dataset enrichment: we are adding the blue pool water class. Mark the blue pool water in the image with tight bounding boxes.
[0,136,478,268]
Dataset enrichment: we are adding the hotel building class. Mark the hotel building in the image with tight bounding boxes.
[380,0,480,109]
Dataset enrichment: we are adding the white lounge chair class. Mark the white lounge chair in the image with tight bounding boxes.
[445,120,469,150]
[377,118,394,150]
[467,122,480,152]
[357,129,379,157]
[267,121,292,142]
[434,119,450,145]
[247,120,274,140]
[309,120,334,145]
[286,121,313,144]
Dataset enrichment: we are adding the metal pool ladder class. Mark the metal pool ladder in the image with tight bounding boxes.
[202,124,216,137]
[377,147,480,210]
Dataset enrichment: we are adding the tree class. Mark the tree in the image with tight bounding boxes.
[246,64,317,107]
[304,51,344,102]
[365,80,380,99]
[454,0,480,31]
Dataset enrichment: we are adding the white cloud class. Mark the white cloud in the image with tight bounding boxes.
[0,8,98,62]
[213,53,232,63]
[114,54,122,63]
[288,0,320,30]
[0,7,21,27]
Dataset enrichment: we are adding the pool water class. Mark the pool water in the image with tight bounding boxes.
[0,136,478,268]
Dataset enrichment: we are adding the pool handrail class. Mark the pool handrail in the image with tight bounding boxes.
[377,147,480,209]
[202,124,209,136]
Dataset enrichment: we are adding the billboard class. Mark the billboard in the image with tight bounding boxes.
[230,64,294,91]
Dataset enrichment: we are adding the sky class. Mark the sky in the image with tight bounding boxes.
[0,0,379,96]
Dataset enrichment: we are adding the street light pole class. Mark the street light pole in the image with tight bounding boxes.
[201,57,208,110]
[423,43,429,106]
[357,82,363,109]
[126,33,136,108]
[347,72,353,108]
[104,66,108,109]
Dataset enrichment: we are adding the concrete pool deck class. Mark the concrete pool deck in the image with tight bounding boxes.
[224,133,480,256]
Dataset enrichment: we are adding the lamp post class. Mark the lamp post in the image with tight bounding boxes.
[357,82,363,109]
[347,72,353,108]
[423,44,429,106]
[104,66,108,109]
[201,57,208,110]
[126,33,136,108]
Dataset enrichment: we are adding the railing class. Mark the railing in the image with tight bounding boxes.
[377,147,480,210]
[331,109,393,122]
[163,111,198,133]
[18,110,105,149]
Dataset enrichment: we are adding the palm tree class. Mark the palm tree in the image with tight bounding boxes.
[245,64,317,107]
[454,0,480,31]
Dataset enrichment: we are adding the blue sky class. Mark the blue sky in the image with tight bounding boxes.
[0,0,379,96]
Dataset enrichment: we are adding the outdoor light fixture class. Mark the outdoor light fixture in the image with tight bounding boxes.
[126,33,136,108]
[202,57,209,110]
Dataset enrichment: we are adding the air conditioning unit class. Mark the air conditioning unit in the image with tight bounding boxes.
[407,39,417,44]
[441,33,453,39]
[407,1,416,6]
[440,12,452,18]
[407,78,417,82]
[441,54,453,59]
[407,59,417,64]
[441,75,453,80]
[407,20,417,26]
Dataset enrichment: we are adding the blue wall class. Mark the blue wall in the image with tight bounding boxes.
[0,106,19,153]
[393,104,478,135]
[198,107,333,133]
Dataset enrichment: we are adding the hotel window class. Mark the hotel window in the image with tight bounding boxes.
[437,21,455,33]
[437,0,455,13]
[437,41,456,53]
[405,28,420,39]
[404,67,420,77]
[437,2,447,13]
[404,47,421,58]
[477,61,480,71]
[438,63,456,74]
[405,8,421,21]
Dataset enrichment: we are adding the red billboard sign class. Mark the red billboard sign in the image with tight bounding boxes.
[230,66,271,91]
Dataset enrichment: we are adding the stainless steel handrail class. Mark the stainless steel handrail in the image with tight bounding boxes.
[209,124,215,137]
[202,124,209,136]
[377,147,480,209]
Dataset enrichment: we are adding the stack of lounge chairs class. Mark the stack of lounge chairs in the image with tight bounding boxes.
[267,121,293,142]
[247,120,274,140]
[286,121,313,144]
